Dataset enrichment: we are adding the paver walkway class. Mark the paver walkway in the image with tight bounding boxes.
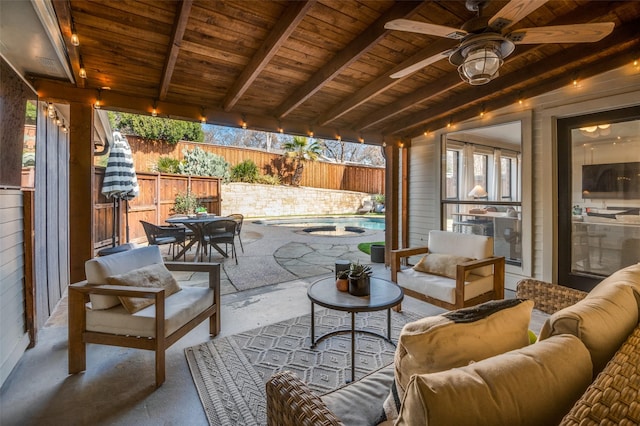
[166,217,386,295]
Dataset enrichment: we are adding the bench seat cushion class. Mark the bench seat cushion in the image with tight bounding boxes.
[321,364,394,426]
[397,268,494,304]
[86,287,213,338]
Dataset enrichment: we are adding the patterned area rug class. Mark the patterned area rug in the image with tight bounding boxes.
[185,308,422,426]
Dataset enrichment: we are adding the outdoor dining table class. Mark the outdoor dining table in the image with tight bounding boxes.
[165,214,228,261]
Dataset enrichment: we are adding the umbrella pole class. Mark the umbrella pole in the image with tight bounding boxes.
[125,199,130,243]
[111,198,117,247]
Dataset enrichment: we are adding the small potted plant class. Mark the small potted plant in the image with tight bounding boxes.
[195,206,208,217]
[336,270,349,292]
[348,261,372,296]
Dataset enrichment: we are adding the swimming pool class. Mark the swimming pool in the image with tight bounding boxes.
[254,216,385,236]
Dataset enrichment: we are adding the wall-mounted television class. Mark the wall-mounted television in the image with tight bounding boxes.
[582,162,640,199]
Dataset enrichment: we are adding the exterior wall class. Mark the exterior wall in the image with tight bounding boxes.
[407,65,640,288]
[220,183,372,217]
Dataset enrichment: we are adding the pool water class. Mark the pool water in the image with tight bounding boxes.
[255,217,385,232]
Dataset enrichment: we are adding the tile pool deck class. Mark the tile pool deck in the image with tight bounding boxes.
[172,216,387,295]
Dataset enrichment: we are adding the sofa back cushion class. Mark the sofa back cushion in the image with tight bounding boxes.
[85,245,164,310]
[395,334,593,426]
[428,230,493,276]
[539,263,640,375]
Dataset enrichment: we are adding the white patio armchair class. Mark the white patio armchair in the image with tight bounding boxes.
[68,245,221,387]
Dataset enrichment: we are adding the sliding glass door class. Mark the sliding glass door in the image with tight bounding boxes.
[557,105,640,291]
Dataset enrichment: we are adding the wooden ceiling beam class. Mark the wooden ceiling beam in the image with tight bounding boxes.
[32,78,388,146]
[158,0,193,101]
[222,0,315,112]
[384,24,640,137]
[51,0,83,88]
[317,39,456,126]
[274,0,424,119]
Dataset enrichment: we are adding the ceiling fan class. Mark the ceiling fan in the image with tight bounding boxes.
[385,0,615,85]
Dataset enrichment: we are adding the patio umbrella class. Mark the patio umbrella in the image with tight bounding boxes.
[101,131,139,244]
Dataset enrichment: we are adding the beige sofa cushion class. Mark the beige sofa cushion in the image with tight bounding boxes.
[383,299,533,421]
[413,253,472,278]
[85,246,164,309]
[539,265,640,375]
[396,334,593,426]
[106,263,182,313]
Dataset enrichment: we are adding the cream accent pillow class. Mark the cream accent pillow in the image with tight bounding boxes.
[395,334,593,426]
[106,263,181,314]
[412,253,473,278]
[382,299,534,421]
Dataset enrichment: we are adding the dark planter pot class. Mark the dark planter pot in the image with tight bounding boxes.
[348,275,370,296]
[370,244,385,263]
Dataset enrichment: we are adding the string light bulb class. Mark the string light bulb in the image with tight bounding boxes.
[79,55,87,79]
[61,120,68,133]
[70,18,79,46]
[200,107,206,123]
[336,135,341,142]
[151,100,158,117]
[94,89,102,109]
[47,103,55,119]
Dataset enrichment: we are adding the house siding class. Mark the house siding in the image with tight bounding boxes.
[0,189,30,386]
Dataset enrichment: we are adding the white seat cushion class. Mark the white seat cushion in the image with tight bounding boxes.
[86,287,213,338]
[397,268,494,304]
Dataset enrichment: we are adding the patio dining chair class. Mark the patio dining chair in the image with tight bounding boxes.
[140,220,187,260]
[227,213,244,253]
[203,219,238,264]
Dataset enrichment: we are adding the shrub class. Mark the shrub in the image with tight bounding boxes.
[156,156,181,174]
[255,174,281,185]
[109,111,204,144]
[231,159,260,183]
[172,191,201,215]
[179,147,230,181]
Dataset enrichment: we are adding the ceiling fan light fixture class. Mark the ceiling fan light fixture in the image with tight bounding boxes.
[459,44,502,85]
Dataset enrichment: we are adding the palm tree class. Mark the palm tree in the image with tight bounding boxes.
[282,136,322,186]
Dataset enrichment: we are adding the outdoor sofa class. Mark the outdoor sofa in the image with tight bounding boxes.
[266,263,640,425]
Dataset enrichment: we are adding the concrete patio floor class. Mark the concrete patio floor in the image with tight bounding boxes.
[0,218,507,425]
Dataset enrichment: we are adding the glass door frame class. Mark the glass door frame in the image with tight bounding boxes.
[557,105,640,291]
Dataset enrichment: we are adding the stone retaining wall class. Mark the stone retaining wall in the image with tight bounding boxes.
[221,183,372,217]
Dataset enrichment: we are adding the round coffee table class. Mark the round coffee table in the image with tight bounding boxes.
[307,276,404,382]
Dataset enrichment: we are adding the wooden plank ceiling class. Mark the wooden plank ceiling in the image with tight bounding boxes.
[41,0,640,145]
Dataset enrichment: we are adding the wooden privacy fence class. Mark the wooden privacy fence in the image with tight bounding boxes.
[125,136,385,194]
[94,168,221,251]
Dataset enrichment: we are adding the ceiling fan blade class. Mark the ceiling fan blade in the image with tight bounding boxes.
[508,22,615,44]
[390,51,451,79]
[385,19,467,40]
[488,0,548,31]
